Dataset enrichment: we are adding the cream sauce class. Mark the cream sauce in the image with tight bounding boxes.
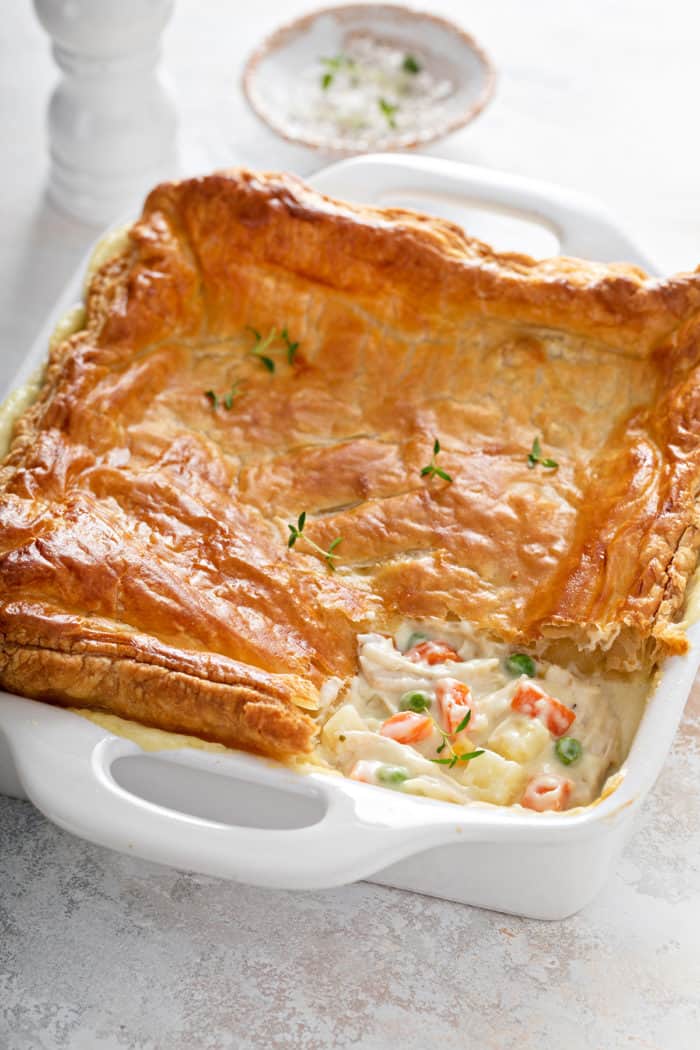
[74,710,233,754]
[74,709,333,779]
[319,622,650,810]
[83,224,131,293]
[0,367,44,456]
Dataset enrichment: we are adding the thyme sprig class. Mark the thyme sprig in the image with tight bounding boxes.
[378,97,399,128]
[527,436,558,470]
[420,438,453,483]
[247,326,278,372]
[319,54,356,90]
[204,381,240,411]
[321,53,358,90]
[287,511,343,571]
[246,326,300,373]
[430,709,485,769]
[281,328,299,364]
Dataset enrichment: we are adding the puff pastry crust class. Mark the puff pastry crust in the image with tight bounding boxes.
[2,169,700,756]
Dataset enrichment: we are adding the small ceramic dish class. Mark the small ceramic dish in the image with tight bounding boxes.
[242,4,496,153]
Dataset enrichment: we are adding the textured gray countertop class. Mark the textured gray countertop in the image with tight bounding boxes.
[2,682,699,1049]
[2,2,700,1047]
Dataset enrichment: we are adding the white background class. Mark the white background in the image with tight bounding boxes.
[1,2,699,1047]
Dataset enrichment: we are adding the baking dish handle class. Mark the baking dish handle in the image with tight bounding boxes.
[1,695,468,889]
[309,153,655,271]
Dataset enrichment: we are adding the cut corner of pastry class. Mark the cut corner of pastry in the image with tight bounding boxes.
[2,166,700,814]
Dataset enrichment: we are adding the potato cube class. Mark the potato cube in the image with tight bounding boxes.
[321,704,368,750]
[488,714,551,764]
[457,748,528,805]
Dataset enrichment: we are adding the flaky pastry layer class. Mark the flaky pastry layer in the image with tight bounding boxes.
[2,169,700,755]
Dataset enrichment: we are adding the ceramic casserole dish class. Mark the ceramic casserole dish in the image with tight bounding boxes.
[1,155,698,920]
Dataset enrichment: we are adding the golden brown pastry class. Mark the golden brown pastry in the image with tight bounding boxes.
[1,168,700,756]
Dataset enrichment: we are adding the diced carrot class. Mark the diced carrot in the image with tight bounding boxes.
[380,711,434,744]
[436,678,474,734]
[405,640,460,665]
[521,774,573,812]
[511,682,576,738]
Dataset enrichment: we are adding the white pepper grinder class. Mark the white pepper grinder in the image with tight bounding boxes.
[33,0,179,225]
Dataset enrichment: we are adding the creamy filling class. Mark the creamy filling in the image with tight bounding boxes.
[319,622,650,810]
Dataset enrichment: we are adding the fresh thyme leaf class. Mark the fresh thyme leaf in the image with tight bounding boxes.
[527,435,558,470]
[429,709,485,769]
[207,381,242,411]
[321,54,353,71]
[247,325,298,372]
[420,437,453,484]
[455,710,471,734]
[323,536,343,570]
[223,382,239,410]
[378,97,399,128]
[321,71,333,90]
[402,54,421,74]
[286,511,341,571]
[326,547,341,568]
[288,512,305,548]
[281,328,299,364]
[457,750,485,762]
[248,325,277,371]
[430,749,484,767]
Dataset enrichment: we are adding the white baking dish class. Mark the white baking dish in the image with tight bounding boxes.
[0,155,693,920]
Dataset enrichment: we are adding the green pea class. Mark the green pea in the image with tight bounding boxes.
[400,691,432,713]
[377,764,410,786]
[404,631,428,650]
[555,737,582,765]
[505,652,536,678]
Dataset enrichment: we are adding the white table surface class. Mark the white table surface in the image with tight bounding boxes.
[1,2,699,1047]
